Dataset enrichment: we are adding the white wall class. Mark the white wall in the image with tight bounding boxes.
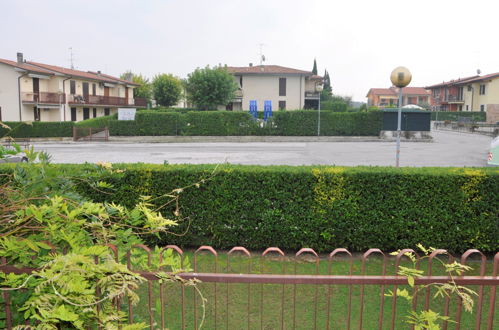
[0,63,22,121]
[240,75,305,110]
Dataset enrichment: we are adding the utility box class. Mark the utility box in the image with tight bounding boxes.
[382,109,431,131]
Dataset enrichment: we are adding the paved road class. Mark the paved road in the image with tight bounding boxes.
[33,131,493,167]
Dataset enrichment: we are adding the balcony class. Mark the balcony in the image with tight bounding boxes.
[68,95,146,107]
[444,95,464,103]
[22,92,65,104]
[304,91,320,99]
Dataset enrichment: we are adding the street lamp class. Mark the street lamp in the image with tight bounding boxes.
[390,66,412,167]
[316,82,323,136]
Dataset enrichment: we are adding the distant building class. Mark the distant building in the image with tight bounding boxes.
[225,65,323,111]
[366,87,431,108]
[0,52,145,122]
[426,73,499,112]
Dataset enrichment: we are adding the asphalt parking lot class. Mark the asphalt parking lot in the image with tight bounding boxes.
[33,130,493,167]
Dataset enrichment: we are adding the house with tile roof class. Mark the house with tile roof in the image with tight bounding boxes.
[225,64,323,111]
[426,72,499,112]
[0,52,145,122]
[366,87,431,108]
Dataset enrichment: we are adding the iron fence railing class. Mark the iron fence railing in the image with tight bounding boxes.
[0,246,497,329]
[21,92,65,104]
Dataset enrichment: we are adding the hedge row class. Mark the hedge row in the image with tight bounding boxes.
[104,110,383,136]
[431,111,486,121]
[0,122,74,138]
[74,114,117,128]
[1,164,496,253]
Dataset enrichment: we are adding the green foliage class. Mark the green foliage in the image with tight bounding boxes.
[0,154,204,327]
[120,71,152,102]
[431,111,485,121]
[387,245,477,329]
[0,121,74,138]
[106,110,383,136]
[152,74,182,107]
[312,59,318,75]
[75,114,117,128]
[185,66,238,110]
[1,164,495,253]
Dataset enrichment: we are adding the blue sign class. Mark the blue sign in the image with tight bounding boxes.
[263,100,272,121]
[249,100,258,119]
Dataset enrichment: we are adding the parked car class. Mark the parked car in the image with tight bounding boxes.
[488,136,499,166]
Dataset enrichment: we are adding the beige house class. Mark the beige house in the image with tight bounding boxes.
[225,65,323,111]
[0,53,144,122]
[459,72,499,112]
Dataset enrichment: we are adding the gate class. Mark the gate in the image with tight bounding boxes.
[72,126,109,141]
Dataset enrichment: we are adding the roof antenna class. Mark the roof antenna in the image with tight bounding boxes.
[69,47,75,69]
[259,43,266,65]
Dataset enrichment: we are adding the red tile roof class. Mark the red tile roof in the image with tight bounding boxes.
[226,65,313,75]
[457,72,499,84]
[367,87,430,97]
[425,75,479,88]
[87,71,140,86]
[26,61,120,84]
[0,58,54,75]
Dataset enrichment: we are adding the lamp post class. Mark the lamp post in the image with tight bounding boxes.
[390,66,412,167]
[316,83,323,136]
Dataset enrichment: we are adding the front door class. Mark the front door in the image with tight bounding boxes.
[33,106,40,121]
[33,78,39,102]
[104,87,110,97]
[83,108,90,120]
[71,107,77,121]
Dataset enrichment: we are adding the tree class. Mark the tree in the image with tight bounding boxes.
[321,69,333,101]
[120,71,152,103]
[185,65,238,110]
[152,73,182,107]
[312,59,318,75]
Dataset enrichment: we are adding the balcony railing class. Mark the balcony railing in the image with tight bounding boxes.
[68,94,145,107]
[22,92,65,104]
[445,95,464,102]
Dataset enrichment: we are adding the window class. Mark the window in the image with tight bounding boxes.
[480,104,485,112]
[83,108,89,120]
[432,89,440,98]
[104,108,110,116]
[457,86,464,100]
[239,76,243,88]
[93,108,97,118]
[279,101,286,110]
[466,105,469,111]
[279,78,286,96]
[0,107,2,121]
[92,84,96,96]
[479,84,486,95]
[70,80,76,94]
[71,107,77,121]
[467,85,472,92]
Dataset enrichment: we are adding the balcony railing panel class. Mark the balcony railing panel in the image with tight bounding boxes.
[69,94,142,107]
[22,92,65,104]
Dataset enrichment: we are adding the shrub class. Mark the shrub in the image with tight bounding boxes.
[1,164,495,253]
[0,121,74,138]
[75,114,117,128]
[431,111,486,121]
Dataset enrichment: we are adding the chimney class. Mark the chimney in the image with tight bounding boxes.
[249,63,253,67]
[17,52,23,64]
[97,70,101,75]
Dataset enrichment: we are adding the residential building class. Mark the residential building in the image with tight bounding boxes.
[225,65,323,111]
[366,87,431,108]
[0,53,145,122]
[425,76,478,111]
[426,73,499,112]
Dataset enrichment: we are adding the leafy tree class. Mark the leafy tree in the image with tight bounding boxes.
[312,59,318,75]
[152,73,183,107]
[120,71,152,102]
[185,66,238,110]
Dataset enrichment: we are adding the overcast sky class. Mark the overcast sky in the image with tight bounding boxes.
[1,0,499,101]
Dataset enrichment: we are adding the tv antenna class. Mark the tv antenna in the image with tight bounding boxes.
[69,47,75,69]
[259,43,266,65]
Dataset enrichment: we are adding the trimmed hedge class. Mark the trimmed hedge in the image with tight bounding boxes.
[431,111,486,121]
[101,110,383,136]
[75,115,117,128]
[0,122,74,138]
[1,164,496,253]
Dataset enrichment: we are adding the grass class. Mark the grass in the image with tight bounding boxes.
[128,250,497,329]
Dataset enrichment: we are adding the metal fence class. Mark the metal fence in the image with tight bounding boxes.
[72,126,109,141]
[1,246,497,329]
[433,121,499,136]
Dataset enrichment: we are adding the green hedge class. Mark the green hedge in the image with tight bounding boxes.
[75,115,117,128]
[431,111,486,121]
[2,164,496,253]
[98,110,383,136]
[0,122,74,138]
